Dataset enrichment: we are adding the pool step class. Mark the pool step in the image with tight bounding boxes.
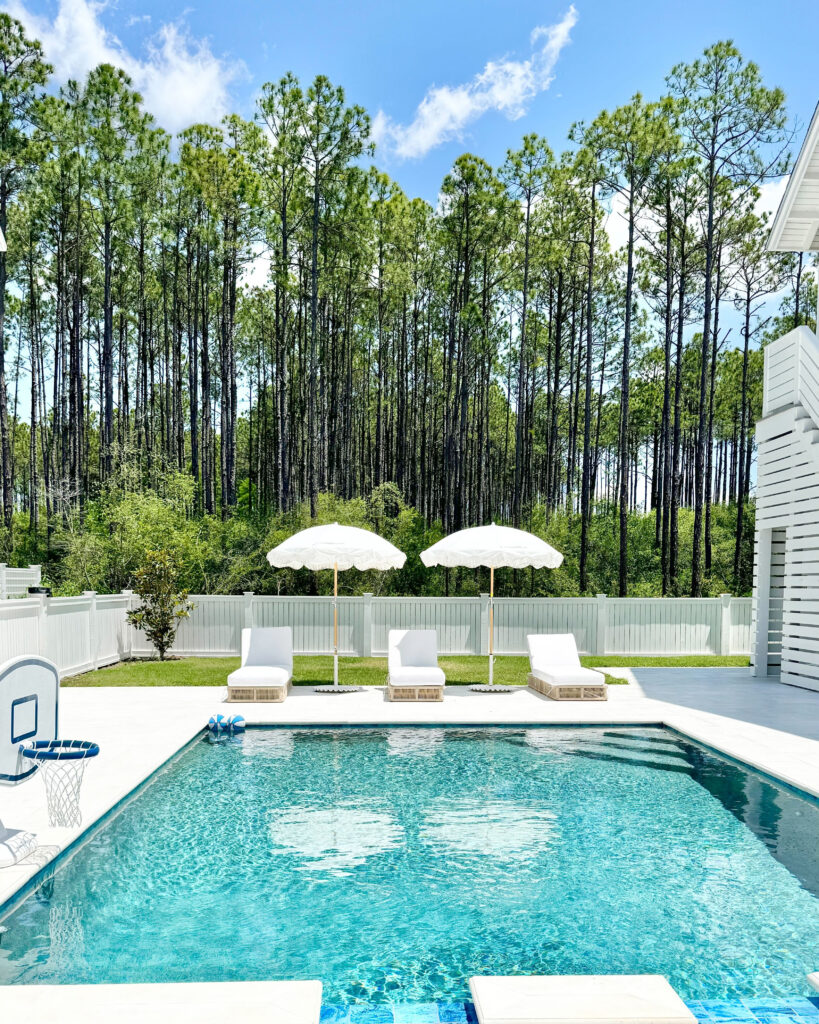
[469,975,695,1024]
[2,980,323,1023]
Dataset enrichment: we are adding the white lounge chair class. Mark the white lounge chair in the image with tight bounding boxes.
[526,633,607,701]
[386,629,445,702]
[0,820,37,868]
[227,627,293,703]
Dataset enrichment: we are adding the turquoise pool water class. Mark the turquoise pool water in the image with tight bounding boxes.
[1,727,819,1003]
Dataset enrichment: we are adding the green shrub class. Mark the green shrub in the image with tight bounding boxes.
[126,549,194,660]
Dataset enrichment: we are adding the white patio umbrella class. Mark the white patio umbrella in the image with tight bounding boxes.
[267,523,406,692]
[420,524,563,692]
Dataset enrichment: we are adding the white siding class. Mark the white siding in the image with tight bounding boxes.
[754,325,819,691]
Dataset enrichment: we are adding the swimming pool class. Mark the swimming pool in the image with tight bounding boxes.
[1,726,818,1003]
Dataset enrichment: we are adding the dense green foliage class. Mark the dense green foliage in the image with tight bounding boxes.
[0,18,815,597]
[28,477,754,597]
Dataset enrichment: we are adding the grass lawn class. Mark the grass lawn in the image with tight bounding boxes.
[63,653,748,688]
[583,654,749,668]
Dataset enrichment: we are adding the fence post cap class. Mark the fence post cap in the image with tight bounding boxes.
[480,592,489,597]
[243,591,255,596]
[121,589,133,595]
[82,590,97,596]
[29,564,41,570]
[596,593,607,599]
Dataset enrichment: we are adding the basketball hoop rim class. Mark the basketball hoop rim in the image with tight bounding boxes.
[20,739,100,762]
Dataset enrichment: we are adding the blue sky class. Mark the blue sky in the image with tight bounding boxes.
[6,0,818,202]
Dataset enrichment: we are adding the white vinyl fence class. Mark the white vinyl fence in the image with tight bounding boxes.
[0,590,752,679]
[0,563,41,598]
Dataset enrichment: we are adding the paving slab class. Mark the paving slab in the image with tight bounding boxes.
[469,974,696,1024]
[0,980,323,1023]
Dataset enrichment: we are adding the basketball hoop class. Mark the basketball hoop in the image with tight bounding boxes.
[20,740,100,828]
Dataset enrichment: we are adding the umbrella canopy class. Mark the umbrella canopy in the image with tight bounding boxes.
[420,523,563,571]
[267,523,405,691]
[267,523,407,572]
[420,524,563,691]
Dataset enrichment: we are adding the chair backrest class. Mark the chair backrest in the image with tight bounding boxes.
[527,633,581,670]
[388,629,439,673]
[241,627,293,672]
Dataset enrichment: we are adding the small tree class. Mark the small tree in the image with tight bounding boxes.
[127,549,194,660]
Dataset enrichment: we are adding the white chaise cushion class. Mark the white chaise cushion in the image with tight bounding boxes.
[388,629,439,672]
[241,627,293,673]
[0,823,37,867]
[531,666,605,687]
[527,633,584,670]
[228,666,291,688]
[389,666,445,687]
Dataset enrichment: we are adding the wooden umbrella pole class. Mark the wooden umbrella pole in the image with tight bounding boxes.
[489,565,494,686]
[333,563,339,687]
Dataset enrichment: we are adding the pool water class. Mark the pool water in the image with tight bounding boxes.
[2,727,819,1003]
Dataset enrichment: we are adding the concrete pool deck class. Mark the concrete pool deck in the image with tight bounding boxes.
[2,667,819,912]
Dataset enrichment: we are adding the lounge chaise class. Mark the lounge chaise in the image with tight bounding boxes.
[386,629,445,702]
[469,975,695,1024]
[227,627,293,703]
[526,633,607,701]
[0,820,37,867]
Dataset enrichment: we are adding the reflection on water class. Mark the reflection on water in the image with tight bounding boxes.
[529,727,819,897]
[680,741,819,897]
[269,803,403,874]
[420,797,557,860]
[242,730,295,760]
[386,729,445,758]
[46,905,85,977]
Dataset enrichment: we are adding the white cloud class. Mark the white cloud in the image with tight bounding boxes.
[602,177,792,255]
[755,176,788,221]
[5,0,244,133]
[603,191,656,253]
[374,5,578,160]
[241,244,272,290]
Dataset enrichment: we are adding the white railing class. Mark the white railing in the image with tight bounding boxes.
[0,591,752,678]
[0,563,42,599]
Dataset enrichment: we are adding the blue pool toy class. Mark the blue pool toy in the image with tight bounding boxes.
[208,714,245,734]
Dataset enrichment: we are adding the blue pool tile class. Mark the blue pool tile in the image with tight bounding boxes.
[350,1007,395,1024]
[788,999,819,1013]
[745,1002,804,1015]
[752,1015,808,1024]
[437,1003,469,1024]
[700,1001,756,1022]
[685,1002,711,1021]
[320,1009,351,1024]
[392,1003,440,1023]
